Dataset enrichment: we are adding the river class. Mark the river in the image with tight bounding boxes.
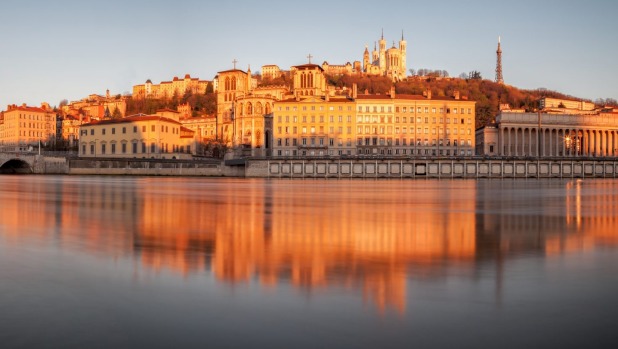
[1,176,617,348]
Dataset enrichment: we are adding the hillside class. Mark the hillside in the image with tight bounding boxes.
[124,74,613,130]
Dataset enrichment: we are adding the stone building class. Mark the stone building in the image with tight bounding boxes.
[476,111,618,157]
[272,64,476,158]
[0,103,56,151]
[62,90,127,120]
[363,31,407,81]
[261,65,281,80]
[78,111,197,159]
[132,74,210,100]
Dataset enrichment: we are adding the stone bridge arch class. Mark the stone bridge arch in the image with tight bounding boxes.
[0,156,35,174]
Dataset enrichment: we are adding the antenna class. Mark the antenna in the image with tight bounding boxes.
[495,36,504,84]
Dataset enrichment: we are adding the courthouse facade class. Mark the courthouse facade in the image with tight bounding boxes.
[477,110,618,157]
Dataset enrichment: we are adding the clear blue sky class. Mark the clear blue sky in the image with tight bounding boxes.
[1,0,616,109]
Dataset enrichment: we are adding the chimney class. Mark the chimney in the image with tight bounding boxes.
[352,83,358,99]
[454,90,460,100]
[295,91,300,101]
[325,93,330,102]
[364,89,369,95]
[425,89,432,99]
[390,86,396,99]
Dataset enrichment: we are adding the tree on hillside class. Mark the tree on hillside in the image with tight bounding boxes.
[468,71,482,80]
[112,107,122,119]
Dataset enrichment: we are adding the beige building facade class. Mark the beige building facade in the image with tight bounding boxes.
[132,74,210,100]
[79,113,197,159]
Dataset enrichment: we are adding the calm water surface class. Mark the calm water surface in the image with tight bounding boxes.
[1,176,617,348]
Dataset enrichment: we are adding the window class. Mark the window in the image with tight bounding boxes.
[151,125,155,132]
[101,144,106,154]
[90,144,94,154]
[132,143,137,154]
[133,126,138,133]
[102,128,106,135]
[112,128,115,135]
[122,127,126,134]
[122,143,127,154]
[111,143,116,154]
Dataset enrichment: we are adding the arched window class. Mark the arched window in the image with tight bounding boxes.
[231,77,237,90]
[256,102,263,114]
[225,77,230,91]
[247,102,253,115]
[239,103,244,116]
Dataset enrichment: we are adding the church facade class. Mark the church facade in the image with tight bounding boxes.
[363,31,407,81]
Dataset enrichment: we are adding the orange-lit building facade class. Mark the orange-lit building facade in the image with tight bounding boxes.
[271,63,476,157]
[78,113,197,159]
[0,103,57,151]
[132,74,210,100]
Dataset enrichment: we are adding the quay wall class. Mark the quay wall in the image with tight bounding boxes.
[246,158,618,179]
[66,158,242,177]
[15,155,618,179]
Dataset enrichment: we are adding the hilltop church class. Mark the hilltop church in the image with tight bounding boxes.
[363,30,407,81]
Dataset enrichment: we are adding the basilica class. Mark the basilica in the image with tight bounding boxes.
[363,31,407,81]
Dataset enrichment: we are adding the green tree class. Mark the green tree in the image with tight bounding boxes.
[112,107,122,119]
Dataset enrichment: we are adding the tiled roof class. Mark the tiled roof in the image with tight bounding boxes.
[293,64,324,71]
[217,69,248,75]
[82,115,182,126]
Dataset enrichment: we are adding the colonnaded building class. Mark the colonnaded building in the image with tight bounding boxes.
[476,98,618,158]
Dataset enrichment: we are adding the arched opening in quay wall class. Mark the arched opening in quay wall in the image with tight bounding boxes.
[0,159,33,174]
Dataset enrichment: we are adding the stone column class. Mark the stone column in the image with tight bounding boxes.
[515,128,519,156]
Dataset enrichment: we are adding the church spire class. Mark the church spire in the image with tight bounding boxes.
[401,30,404,41]
[381,28,384,40]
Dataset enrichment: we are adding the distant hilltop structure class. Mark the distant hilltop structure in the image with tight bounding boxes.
[495,36,504,84]
[132,74,211,100]
[282,30,408,82]
[363,30,407,81]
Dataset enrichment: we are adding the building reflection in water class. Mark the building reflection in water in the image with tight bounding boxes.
[1,177,617,314]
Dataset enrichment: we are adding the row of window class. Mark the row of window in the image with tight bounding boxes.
[276,115,472,125]
[82,142,191,155]
[81,124,179,136]
[275,149,475,156]
[275,137,473,147]
[14,114,52,121]
[278,105,354,112]
[277,115,353,123]
[277,125,472,136]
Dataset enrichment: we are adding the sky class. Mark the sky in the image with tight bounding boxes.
[0,0,616,109]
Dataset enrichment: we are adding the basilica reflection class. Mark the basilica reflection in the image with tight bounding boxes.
[1,177,617,314]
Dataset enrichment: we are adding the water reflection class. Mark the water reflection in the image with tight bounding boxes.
[1,177,618,315]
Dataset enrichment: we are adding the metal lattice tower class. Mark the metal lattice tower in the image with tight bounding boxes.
[495,36,504,84]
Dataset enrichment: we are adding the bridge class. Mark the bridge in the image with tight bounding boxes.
[0,153,38,174]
